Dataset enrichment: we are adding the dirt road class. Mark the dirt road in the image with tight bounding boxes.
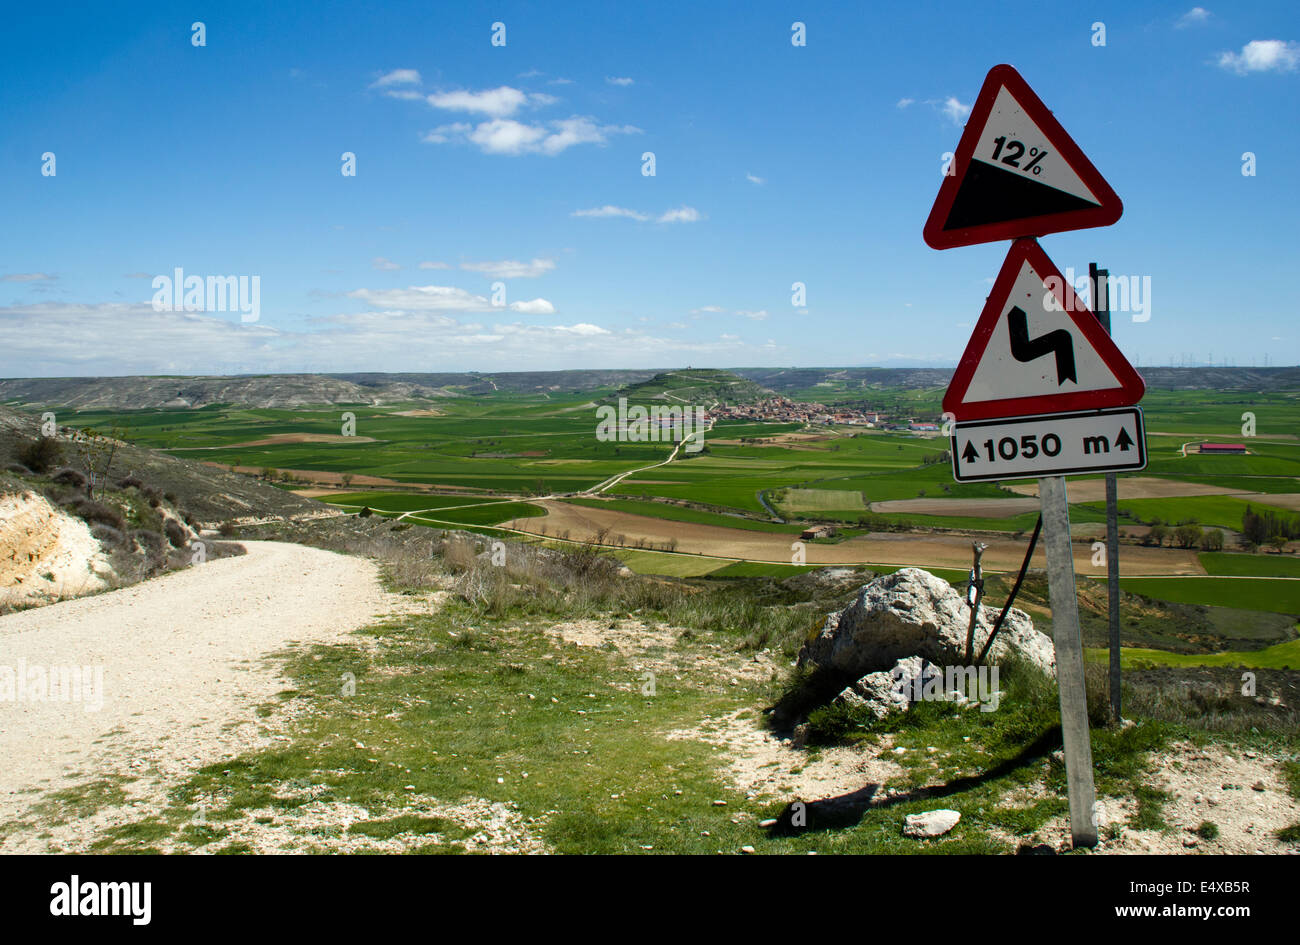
[0,540,404,852]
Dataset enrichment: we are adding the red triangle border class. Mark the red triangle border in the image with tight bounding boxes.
[923,64,1123,250]
[942,238,1145,421]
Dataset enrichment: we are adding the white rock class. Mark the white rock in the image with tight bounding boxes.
[903,809,961,838]
[800,568,1055,678]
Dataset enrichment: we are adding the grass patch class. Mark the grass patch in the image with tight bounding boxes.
[1118,578,1300,615]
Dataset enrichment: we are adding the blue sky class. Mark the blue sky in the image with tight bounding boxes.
[1,1,1297,377]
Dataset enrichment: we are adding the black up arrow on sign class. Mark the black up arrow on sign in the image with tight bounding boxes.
[1115,427,1134,451]
[1008,306,1076,385]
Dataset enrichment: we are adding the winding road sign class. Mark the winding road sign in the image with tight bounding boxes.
[950,407,1147,482]
[924,64,1123,250]
[942,238,1145,422]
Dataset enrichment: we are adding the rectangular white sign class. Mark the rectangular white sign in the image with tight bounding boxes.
[951,407,1146,482]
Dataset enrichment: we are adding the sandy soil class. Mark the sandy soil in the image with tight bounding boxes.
[1249,492,1300,511]
[510,500,1205,575]
[0,491,111,608]
[1006,477,1251,502]
[668,709,904,803]
[1027,741,1300,855]
[391,408,443,417]
[0,540,412,853]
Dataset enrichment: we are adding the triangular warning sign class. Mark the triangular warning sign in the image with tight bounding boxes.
[943,238,1145,421]
[924,64,1123,250]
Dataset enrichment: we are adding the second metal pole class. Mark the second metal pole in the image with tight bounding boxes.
[1091,262,1122,725]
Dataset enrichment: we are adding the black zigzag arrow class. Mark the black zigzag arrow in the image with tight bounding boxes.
[1007,305,1077,385]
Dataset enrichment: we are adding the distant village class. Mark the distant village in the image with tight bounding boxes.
[708,395,941,432]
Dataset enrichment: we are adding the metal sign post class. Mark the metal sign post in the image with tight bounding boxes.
[1091,262,1123,725]
[1038,475,1099,848]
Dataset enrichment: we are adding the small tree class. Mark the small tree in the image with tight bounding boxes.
[1174,523,1204,549]
[1148,524,1170,547]
[341,473,355,487]
[1201,529,1225,551]
[68,426,125,499]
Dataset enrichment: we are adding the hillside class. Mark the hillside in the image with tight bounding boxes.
[0,405,329,525]
[609,369,773,407]
[2,366,1297,412]
[0,370,666,410]
[734,366,1300,395]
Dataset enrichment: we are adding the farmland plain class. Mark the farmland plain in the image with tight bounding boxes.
[53,374,1300,649]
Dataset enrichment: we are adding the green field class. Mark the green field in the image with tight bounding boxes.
[319,492,493,512]
[1120,577,1300,615]
[1200,552,1300,577]
[1081,494,1295,530]
[1086,638,1300,670]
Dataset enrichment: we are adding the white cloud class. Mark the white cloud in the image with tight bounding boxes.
[572,205,702,224]
[1217,40,1300,74]
[508,298,557,315]
[0,301,777,376]
[1176,7,1211,28]
[746,173,765,185]
[736,310,768,321]
[690,305,725,315]
[465,119,549,153]
[539,117,629,155]
[572,205,649,221]
[418,261,451,270]
[425,86,554,118]
[426,116,639,155]
[2,272,55,282]
[903,96,972,125]
[346,284,496,311]
[940,96,972,124]
[346,283,554,316]
[461,258,556,279]
[606,76,634,86]
[371,69,422,88]
[421,122,472,144]
[371,257,401,271]
[656,206,702,224]
[548,77,574,85]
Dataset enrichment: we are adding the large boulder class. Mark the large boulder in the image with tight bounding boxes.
[800,567,1055,678]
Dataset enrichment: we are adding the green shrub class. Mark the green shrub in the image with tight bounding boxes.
[17,436,64,474]
[66,498,126,531]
